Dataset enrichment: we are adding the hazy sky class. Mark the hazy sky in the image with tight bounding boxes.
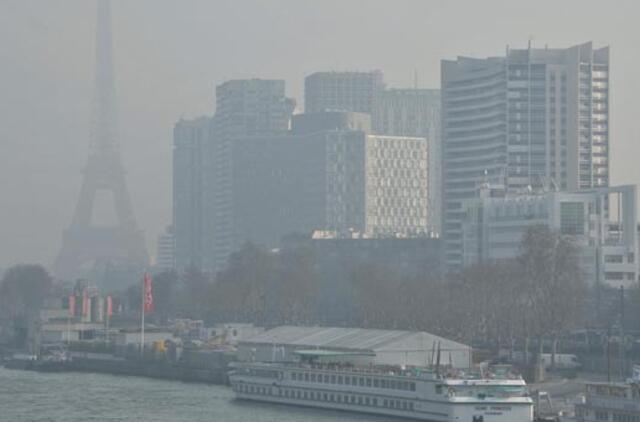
[1,0,639,269]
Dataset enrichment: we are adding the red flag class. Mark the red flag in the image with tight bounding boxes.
[143,273,154,314]
[68,295,76,317]
[106,295,113,317]
[82,289,89,317]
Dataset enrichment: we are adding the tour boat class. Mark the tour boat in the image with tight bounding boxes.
[229,350,534,422]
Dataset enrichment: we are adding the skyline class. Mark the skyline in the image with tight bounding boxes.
[2,0,640,268]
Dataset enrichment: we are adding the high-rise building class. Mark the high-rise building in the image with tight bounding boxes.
[442,42,610,269]
[304,71,385,113]
[173,81,295,272]
[233,113,430,247]
[155,226,175,272]
[172,116,211,270]
[208,80,296,271]
[372,88,441,234]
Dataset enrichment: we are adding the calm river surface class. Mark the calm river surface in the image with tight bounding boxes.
[0,367,405,422]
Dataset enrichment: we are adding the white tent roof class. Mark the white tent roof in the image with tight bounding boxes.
[241,325,469,353]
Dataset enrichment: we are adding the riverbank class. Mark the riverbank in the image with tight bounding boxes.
[3,351,230,385]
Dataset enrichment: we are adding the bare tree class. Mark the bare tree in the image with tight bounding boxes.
[275,248,318,325]
[518,225,586,368]
[350,263,401,329]
[212,243,277,323]
[0,264,52,348]
[0,264,52,318]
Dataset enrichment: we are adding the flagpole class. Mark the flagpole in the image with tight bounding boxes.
[141,274,145,358]
[106,302,110,346]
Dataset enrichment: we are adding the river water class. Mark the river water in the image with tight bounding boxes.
[0,367,404,422]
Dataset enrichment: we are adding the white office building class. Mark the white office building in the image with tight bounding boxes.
[462,185,638,288]
[442,42,610,269]
[372,89,441,235]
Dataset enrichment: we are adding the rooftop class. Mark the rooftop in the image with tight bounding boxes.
[241,325,469,352]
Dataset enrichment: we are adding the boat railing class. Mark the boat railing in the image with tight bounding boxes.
[245,361,522,382]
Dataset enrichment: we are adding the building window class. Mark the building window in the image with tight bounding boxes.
[605,255,623,263]
[560,202,585,235]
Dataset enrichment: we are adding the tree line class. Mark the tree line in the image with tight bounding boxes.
[142,225,592,356]
[2,225,640,357]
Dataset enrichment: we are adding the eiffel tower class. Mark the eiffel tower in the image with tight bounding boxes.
[54,0,148,280]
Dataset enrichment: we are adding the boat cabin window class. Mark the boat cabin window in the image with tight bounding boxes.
[374,378,379,387]
[447,385,527,398]
[338,375,343,384]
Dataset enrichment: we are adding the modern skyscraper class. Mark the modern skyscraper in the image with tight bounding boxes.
[372,88,441,234]
[233,112,430,247]
[172,116,211,270]
[304,71,385,113]
[173,81,295,273]
[55,0,147,280]
[208,80,296,271]
[441,42,610,269]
